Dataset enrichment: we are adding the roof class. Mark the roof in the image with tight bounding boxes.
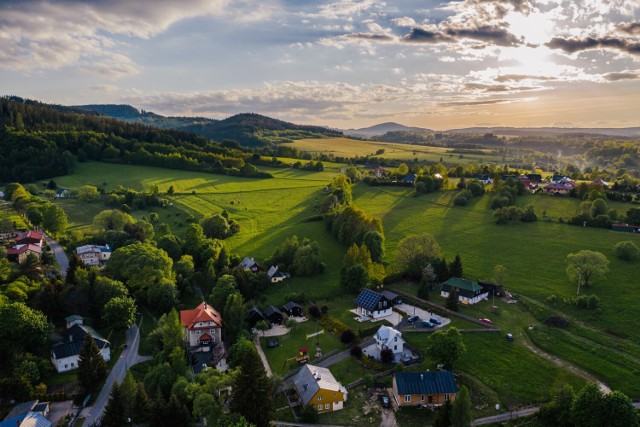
[18,412,51,427]
[381,290,398,301]
[65,315,84,323]
[283,301,302,311]
[267,265,278,278]
[52,325,110,359]
[7,244,42,256]
[180,302,222,329]
[375,325,405,349]
[247,306,266,319]
[355,289,386,311]
[199,333,212,341]
[442,277,483,293]
[15,231,43,243]
[401,173,416,182]
[76,244,111,255]
[395,371,458,395]
[3,401,38,421]
[238,257,262,270]
[293,364,347,405]
[264,305,283,318]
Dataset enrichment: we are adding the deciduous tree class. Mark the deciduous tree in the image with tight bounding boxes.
[565,250,609,289]
[427,327,466,370]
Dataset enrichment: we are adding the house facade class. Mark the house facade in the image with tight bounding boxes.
[6,243,42,263]
[393,371,458,407]
[292,364,347,414]
[267,265,289,283]
[543,182,573,195]
[355,289,392,319]
[76,244,112,267]
[375,325,405,355]
[238,257,264,272]
[440,277,489,305]
[180,302,223,347]
[51,322,110,373]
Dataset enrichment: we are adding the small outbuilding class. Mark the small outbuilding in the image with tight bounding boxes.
[282,301,303,317]
[247,306,267,327]
[264,305,284,325]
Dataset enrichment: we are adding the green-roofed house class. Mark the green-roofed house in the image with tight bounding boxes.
[440,277,489,305]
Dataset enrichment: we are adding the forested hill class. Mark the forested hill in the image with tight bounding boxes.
[0,96,264,182]
[75,104,343,146]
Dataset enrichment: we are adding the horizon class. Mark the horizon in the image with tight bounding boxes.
[1,1,639,129]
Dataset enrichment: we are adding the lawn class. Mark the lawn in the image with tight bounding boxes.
[259,320,345,377]
[0,202,28,230]
[329,356,369,386]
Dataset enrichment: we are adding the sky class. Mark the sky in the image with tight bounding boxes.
[1,0,639,130]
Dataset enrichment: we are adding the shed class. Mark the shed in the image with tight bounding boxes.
[282,301,303,317]
[247,306,267,327]
[264,305,284,324]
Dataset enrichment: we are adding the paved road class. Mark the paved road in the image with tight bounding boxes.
[44,233,69,277]
[80,324,151,426]
[472,407,540,425]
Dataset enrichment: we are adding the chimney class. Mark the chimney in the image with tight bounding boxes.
[420,374,424,381]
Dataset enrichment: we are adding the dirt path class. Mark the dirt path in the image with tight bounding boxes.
[521,339,611,394]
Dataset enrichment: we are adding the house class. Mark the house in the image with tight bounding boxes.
[55,189,70,199]
[372,167,388,178]
[542,182,573,196]
[237,257,264,273]
[477,281,503,297]
[354,289,392,319]
[393,371,458,407]
[551,175,575,186]
[264,305,284,324]
[180,302,223,347]
[247,306,267,327]
[267,265,289,283]
[282,301,303,317]
[525,173,542,183]
[591,178,610,188]
[518,175,531,189]
[375,325,406,356]
[292,364,348,413]
[1,400,51,427]
[76,244,112,267]
[440,277,489,305]
[6,243,42,263]
[15,230,43,246]
[65,315,84,329]
[381,290,402,305]
[475,175,493,185]
[51,322,110,373]
[400,173,416,184]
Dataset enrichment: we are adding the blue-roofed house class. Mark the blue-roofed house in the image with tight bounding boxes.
[393,371,458,407]
[400,173,416,184]
[0,400,51,427]
[354,289,392,319]
[51,321,110,373]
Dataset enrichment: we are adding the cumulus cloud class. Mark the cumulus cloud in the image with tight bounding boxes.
[603,71,640,81]
[617,21,640,35]
[403,25,521,47]
[546,36,640,55]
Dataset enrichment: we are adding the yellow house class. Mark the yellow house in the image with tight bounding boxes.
[292,364,347,413]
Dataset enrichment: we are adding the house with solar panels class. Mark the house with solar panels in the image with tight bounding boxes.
[354,288,392,319]
[393,371,458,407]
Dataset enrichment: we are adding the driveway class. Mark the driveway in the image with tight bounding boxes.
[79,324,150,425]
[395,303,450,331]
[47,400,74,426]
[44,233,69,277]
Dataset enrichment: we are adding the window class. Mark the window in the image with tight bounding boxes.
[317,396,323,401]
[445,394,450,401]
[428,396,433,404]
[421,395,425,401]
[318,405,323,411]
[71,362,75,367]
[394,345,397,351]
[325,404,330,409]
[196,330,201,335]
[394,336,397,342]
[64,364,68,368]
[404,395,411,402]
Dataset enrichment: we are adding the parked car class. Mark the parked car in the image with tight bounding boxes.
[506,333,514,342]
[380,395,391,408]
[429,317,442,325]
[421,320,434,328]
[479,318,492,325]
[408,315,420,322]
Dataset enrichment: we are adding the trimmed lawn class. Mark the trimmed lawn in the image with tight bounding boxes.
[329,357,370,386]
[260,320,344,377]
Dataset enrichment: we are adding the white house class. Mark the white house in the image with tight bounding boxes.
[375,325,406,355]
[180,302,223,347]
[51,321,110,373]
[76,244,112,267]
[440,277,489,305]
[354,289,393,319]
[267,265,289,283]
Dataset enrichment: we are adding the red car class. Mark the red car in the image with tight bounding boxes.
[479,318,492,325]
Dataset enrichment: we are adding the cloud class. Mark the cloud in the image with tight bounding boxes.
[463,82,542,93]
[603,71,640,81]
[345,33,394,41]
[403,28,454,44]
[546,36,640,56]
[439,98,515,106]
[494,74,556,82]
[617,21,640,35]
[403,24,522,47]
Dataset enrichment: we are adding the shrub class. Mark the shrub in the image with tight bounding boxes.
[350,345,363,359]
[308,305,321,318]
[453,193,468,206]
[587,295,600,309]
[614,241,640,261]
[340,329,356,345]
[546,295,558,306]
[544,316,569,327]
[380,348,394,363]
[576,295,588,309]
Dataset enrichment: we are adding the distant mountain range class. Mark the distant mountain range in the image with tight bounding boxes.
[443,126,640,138]
[73,104,342,146]
[344,122,432,138]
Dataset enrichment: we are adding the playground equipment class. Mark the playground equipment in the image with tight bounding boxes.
[306,329,324,340]
[283,347,310,367]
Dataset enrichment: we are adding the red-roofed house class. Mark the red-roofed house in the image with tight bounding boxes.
[180,302,223,347]
[7,243,42,263]
[15,230,44,246]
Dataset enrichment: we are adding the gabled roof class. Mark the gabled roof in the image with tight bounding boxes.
[15,230,43,243]
[283,301,302,312]
[76,244,111,255]
[7,244,42,256]
[375,325,405,349]
[401,173,416,182]
[442,277,483,293]
[17,412,51,427]
[267,265,278,278]
[180,302,222,329]
[293,364,347,406]
[264,305,283,318]
[381,290,398,301]
[247,306,266,320]
[355,289,387,311]
[52,325,110,359]
[3,400,38,421]
[64,315,84,323]
[238,257,263,271]
[395,371,458,395]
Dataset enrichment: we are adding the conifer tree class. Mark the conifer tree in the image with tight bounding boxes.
[101,382,127,427]
[77,333,107,393]
[451,385,472,427]
[229,347,274,427]
[446,287,459,312]
[449,254,463,278]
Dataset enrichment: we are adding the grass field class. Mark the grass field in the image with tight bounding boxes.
[292,138,510,165]
[0,202,28,230]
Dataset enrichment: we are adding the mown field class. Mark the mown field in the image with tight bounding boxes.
[46,160,640,404]
[292,137,508,165]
